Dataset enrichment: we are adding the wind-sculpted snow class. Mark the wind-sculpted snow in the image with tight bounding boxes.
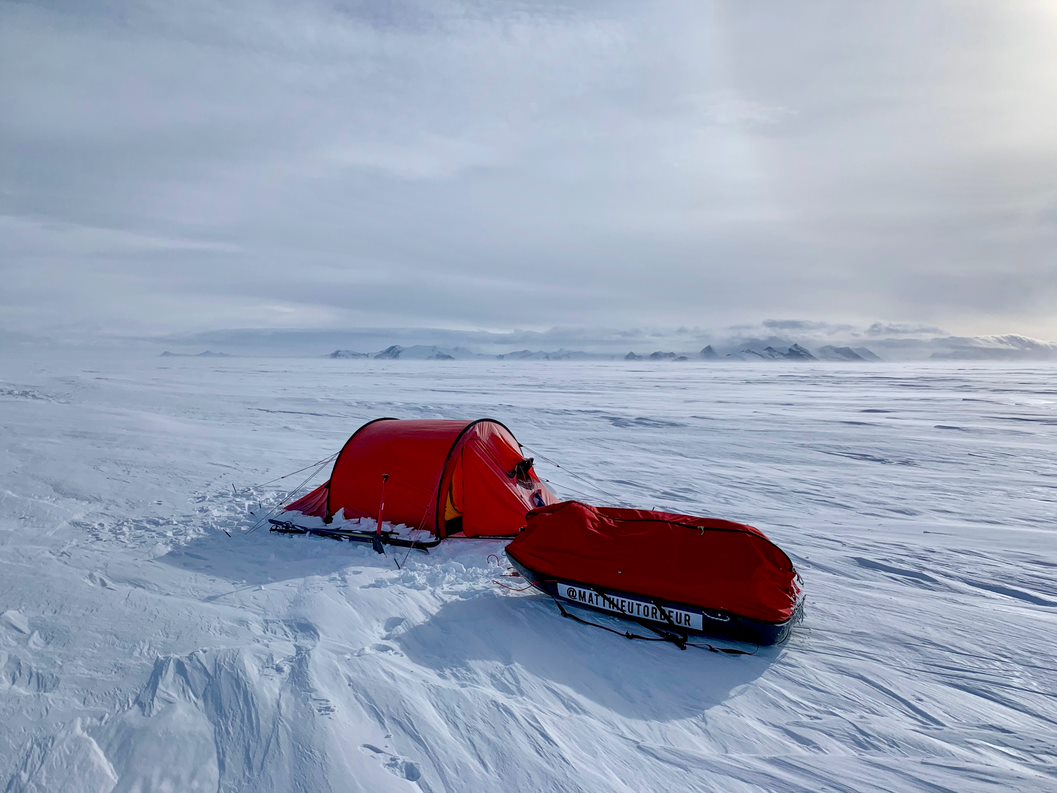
[0,357,1055,792]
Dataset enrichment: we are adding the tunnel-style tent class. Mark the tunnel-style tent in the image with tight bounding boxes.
[279,418,556,539]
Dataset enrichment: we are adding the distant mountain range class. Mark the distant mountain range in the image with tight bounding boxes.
[622,342,883,362]
[325,342,884,362]
[150,324,1057,362]
[330,345,457,360]
[926,335,1057,361]
[160,350,231,358]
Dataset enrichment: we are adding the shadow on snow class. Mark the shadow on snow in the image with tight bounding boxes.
[396,592,780,722]
[156,529,388,590]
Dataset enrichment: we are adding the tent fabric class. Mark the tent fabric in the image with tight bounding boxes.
[284,482,329,518]
[327,418,467,533]
[436,420,551,537]
[506,501,801,624]
[283,418,556,538]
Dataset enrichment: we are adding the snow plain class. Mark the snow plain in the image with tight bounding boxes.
[1,354,1055,792]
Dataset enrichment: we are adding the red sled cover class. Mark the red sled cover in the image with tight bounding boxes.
[507,501,801,625]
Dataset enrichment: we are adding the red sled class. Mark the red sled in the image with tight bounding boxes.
[506,501,804,647]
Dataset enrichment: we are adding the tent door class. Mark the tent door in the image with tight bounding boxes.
[444,453,465,535]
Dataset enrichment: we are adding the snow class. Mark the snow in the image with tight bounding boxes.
[1,353,1056,792]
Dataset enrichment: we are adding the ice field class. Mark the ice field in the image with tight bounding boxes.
[1,354,1055,792]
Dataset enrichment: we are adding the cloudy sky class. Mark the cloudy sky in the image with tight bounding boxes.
[2,0,1056,341]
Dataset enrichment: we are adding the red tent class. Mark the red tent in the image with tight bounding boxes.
[282,418,556,538]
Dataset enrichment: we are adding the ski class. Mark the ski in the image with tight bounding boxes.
[268,519,441,551]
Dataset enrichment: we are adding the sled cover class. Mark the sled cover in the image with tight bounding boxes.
[507,501,801,624]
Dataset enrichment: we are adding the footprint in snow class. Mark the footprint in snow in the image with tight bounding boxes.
[1,654,60,693]
[87,571,116,590]
[311,695,336,716]
[361,744,422,782]
[350,641,404,659]
[382,616,407,639]
[263,618,320,647]
[1,610,32,635]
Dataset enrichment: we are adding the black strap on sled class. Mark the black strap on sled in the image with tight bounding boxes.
[553,598,675,646]
[549,588,753,655]
[590,587,689,649]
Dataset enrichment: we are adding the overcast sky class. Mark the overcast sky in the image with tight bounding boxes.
[2,0,1056,341]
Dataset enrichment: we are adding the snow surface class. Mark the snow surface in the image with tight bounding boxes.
[1,354,1056,792]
